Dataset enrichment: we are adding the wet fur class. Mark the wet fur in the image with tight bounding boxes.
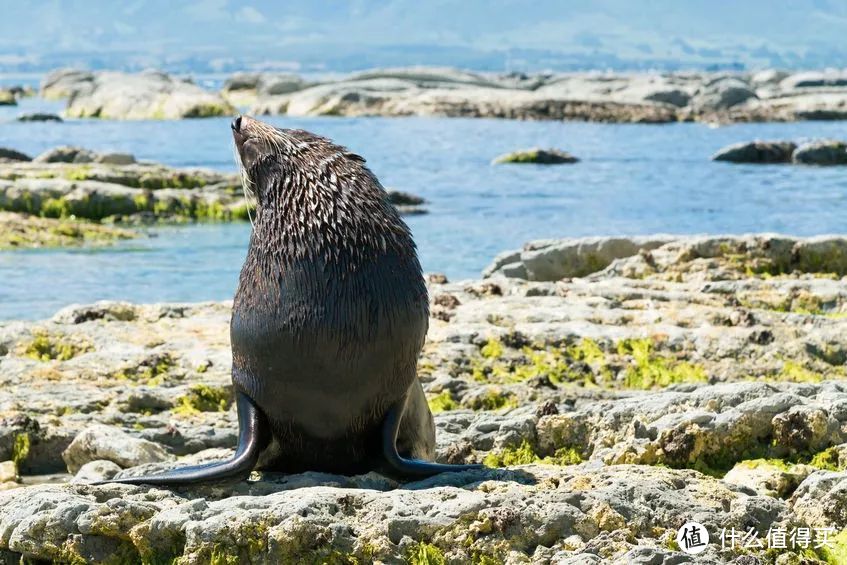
[231,117,434,474]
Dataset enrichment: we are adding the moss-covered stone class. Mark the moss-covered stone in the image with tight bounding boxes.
[480,338,503,359]
[192,520,270,565]
[464,388,518,411]
[483,441,538,467]
[22,330,92,361]
[407,541,446,565]
[173,384,232,415]
[809,446,845,471]
[492,148,578,165]
[772,361,825,383]
[1,210,117,250]
[470,336,705,390]
[112,354,175,386]
[12,433,30,473]
[616,338,707,389]
[427,391,457,413]
[483,440,584,468]
[817,529,847,564]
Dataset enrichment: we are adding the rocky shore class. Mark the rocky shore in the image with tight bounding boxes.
[41,69,234,120]
[245,67,847,124]
[36,66,847,123]
[0,147,426,248]
[0,211,135,249]
[2,234,847,562]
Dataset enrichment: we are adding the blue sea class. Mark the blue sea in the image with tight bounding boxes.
[1,89,847,320]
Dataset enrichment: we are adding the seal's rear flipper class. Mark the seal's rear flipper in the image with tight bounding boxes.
[381,396,483,477]
[95,391,267,486]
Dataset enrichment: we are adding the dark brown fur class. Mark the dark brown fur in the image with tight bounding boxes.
[231,116,434,474]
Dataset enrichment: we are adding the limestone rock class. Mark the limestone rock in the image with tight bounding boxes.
[33,146,97,164]
[39,68,95,100]
[0,462,15,484]
[70,460,122,484]
[723,459,814,498]
[693,78,757,110]
[62,424,173,473]
[0,465,797,563]
[64,71,235,120]
[484,235,674,281]
[0,233,845,561]
[790,470,847,528]
[94,152,136,165]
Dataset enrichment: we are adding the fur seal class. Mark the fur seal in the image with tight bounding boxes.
[105,115,480,484]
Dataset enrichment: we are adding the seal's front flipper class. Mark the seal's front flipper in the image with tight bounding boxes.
[381,395,483,477]
[96,391,267,486]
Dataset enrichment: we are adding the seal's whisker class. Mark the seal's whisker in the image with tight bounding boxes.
[232,143,256,230]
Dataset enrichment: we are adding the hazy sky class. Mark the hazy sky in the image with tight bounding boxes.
[1,1,846,71]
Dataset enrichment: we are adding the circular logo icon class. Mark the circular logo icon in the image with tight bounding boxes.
[676,521,709,554]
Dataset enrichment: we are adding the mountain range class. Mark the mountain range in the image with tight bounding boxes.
[1,0,846,73]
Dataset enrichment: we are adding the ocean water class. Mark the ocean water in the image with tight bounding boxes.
[1,95,847,320]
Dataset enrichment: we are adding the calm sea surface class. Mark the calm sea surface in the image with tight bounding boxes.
[1,93,847,320]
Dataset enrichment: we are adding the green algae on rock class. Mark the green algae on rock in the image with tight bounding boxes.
[469,336,706,390]
[1,235,847,561]
[174,384,233,416]
[0,211,136,249]
[492,147,579,165]
[21,330,93,362]
[483,440,585,468]
[0,160,424,229]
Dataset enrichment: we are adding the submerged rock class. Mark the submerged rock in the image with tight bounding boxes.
[712,140,797,163]
[792,139,847,166]
[493,148,579,165]
[386,190,427,215]
[15,113,63,123]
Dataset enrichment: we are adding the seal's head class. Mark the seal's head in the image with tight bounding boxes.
[231,115,415,262]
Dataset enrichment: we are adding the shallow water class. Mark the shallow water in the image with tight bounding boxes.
[1,95,847,320]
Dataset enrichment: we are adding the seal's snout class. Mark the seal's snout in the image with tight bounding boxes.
[231,115,242,132]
